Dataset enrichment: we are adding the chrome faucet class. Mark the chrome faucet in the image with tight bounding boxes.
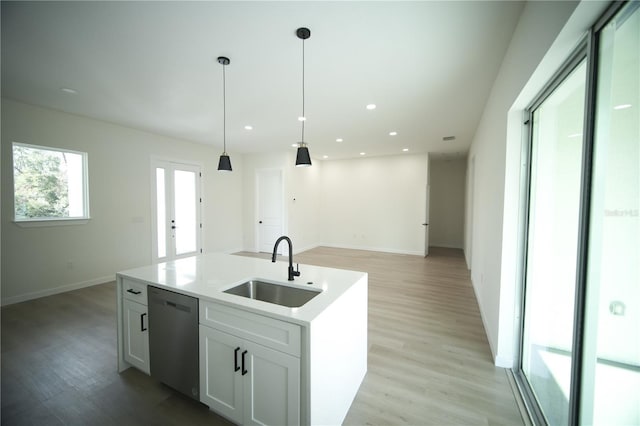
[272,236,300,281]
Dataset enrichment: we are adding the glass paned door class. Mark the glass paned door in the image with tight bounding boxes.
[581,3,640,424]
[153,161,201,262]
[521,60,587,425]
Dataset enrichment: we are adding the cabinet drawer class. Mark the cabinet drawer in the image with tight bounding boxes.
[200,300,300,357]
[122,278,148,304]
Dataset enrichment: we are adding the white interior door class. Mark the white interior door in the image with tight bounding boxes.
[256,169,283,254]
[424,184,430,257]
[153,161,202,262]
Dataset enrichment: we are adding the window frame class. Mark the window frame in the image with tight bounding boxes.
[12,142,91,226]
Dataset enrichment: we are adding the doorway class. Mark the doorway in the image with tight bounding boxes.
[256,169,283,254]
[152,161,202,262]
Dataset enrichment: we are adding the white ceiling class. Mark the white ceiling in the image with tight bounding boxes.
[1,1,524,161]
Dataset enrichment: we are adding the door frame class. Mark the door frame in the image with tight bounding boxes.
[151,158,203,263]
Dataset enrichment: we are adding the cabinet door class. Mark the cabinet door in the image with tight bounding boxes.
[244,340,300,426]
[123,299,149,374]
[200,326,243,424]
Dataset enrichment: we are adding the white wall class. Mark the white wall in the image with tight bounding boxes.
[320,154,427,255]
[286,151,322,254]
[1,99,244,304]
[466,0,610,366]
[429,157,466,249]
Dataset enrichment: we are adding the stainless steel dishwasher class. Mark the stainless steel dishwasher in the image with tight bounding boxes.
[148,286,199,400]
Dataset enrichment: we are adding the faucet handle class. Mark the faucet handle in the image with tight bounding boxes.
[294,263,301,277]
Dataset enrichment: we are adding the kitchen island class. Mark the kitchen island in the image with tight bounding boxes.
[116,252,368,426]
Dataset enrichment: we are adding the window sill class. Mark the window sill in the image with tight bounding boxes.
[14,218,91,228]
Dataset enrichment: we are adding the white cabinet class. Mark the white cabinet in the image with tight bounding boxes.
[199,301,300,426]
[244,337,300,426]
[123,298,150,374]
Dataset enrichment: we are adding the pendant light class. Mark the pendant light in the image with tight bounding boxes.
[217,56,232,172]
[295,27,312,167]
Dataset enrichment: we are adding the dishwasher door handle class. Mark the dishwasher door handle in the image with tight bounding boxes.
[234,347,240,372]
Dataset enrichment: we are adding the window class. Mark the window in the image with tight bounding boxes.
[12,142,89,222]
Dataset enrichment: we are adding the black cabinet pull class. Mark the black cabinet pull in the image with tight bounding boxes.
[140,313,147,331]
[234,347,240,372]
[127,289,142,295]
[241,350,248,376]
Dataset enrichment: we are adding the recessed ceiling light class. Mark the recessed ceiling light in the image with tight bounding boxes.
[298,116,306,121]
[366,104,376,110]
[60,87,78,94]
[244,125,253,130]
[614,104,632,110]
[336,138,343,142]
[389,131,397,136]
[360,152,366,156]
[402,148,409,152]
[443,136,456,141]
[323,155,328,159]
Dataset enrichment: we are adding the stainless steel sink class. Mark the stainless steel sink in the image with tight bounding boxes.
[223,280,321,308]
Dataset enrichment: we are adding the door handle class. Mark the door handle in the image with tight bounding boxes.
[241,350,248,375]
[140,313,147,332]
[127,288,141,295]
[234,347,240,372]
[422,223,429,226]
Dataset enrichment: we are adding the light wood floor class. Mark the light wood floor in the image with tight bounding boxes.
[238,247,523,425]
[1,246,523,425]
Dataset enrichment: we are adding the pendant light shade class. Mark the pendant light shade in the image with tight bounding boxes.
[217,153,232,171]
[217,56,232,172]
[294,27,312,167]
[295,143,312,167]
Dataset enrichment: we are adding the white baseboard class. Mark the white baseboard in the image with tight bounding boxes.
[1,275,115,306]
[320,243,424,256]
[495,354,514,369]
[470,276,500,365]
[429,243,464,249]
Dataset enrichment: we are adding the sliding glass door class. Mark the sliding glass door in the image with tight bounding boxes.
[518,2,639,424]
[581,4,639,424]
[521,57,587,426]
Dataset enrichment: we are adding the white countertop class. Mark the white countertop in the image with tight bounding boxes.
[117,252,367,325]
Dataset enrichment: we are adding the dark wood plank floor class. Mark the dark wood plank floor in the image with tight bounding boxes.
[1,281,231,425]
[1,247,522,425]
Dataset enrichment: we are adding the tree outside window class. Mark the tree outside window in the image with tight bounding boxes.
[12,143,89,221]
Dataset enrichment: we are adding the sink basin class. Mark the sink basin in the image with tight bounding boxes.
[223,280,321,308]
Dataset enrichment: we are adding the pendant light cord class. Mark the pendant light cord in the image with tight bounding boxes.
[301,37,305,144]
[223,63,227,153]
